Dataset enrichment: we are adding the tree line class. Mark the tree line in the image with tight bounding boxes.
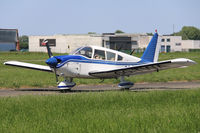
[171,26,200,40]
[113,27,200,40]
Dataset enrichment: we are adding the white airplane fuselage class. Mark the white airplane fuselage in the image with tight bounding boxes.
[57,59,136,78]
[53,45,142,78]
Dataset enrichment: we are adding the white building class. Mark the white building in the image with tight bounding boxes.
[139,35,200,52]
[182,40,200,51]
[29,34,102,53]
[158,36,182,52]
[29,33,200,53]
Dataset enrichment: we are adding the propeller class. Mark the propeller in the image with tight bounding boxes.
[130,49,135,55]
[42,40,53,58]
[42,39,59,83]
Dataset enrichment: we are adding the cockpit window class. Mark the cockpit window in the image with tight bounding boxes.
[106,51,116,61]
[75,47,92,58]
[117,55,123,61]
[94,49,105,60]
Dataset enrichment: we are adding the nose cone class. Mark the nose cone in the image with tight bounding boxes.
[46,57,58,67]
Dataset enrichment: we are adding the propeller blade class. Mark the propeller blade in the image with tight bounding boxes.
[130,49,135,55]
[53,67,59,83]
[42,40,58,84]
[42,39,53,58]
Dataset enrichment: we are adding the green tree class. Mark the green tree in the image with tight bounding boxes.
[146,32,153,36]
[19,35,28,49]
[88,32,96,34]
[115,30,124,33]
[172,26,200,40]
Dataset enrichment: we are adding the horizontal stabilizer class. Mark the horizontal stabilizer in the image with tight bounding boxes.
[4,61,52,72]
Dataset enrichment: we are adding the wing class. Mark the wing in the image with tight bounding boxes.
[4,61,52,72]
[89,58,196,78]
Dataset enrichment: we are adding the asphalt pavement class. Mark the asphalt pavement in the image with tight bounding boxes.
[1,81,200,97]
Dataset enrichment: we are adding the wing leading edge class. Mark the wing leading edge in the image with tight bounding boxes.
[89,58,196,78]
[4,61,52,72]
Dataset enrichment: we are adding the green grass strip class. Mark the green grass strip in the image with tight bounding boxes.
[0,89,200,133]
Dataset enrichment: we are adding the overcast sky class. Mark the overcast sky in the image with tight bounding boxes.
[1,0,199,35]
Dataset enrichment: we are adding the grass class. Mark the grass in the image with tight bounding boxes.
[0,51,200,88]
[0,89,200,132]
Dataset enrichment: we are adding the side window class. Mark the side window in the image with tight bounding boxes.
[76,47,92,58]
[117,55,123,61]
[106,51,116,61]
[94,49,105,60]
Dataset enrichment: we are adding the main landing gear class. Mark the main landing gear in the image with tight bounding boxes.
[57,77,134,91]
[57,77,76,91]
[118,76,134,90]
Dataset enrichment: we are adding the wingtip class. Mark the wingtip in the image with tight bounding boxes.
[3,61,14,65]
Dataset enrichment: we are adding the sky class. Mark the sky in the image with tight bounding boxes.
[0,0,200,36]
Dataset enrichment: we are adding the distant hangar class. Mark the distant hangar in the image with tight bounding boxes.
[0,29,20,51]
[29,33,200,53]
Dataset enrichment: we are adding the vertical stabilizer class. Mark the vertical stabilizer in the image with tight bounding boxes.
[141,31,160,62]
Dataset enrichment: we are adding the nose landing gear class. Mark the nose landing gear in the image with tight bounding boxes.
[57,78,76,90]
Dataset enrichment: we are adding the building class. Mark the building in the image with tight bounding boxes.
[102,33,140,50]
[29,33,144,53]
[29,33,200,53]
[138,35,200,52]
[182,40,200,51]
[0,29,19,51]
[158,35,182,52]
[29,34,102,53]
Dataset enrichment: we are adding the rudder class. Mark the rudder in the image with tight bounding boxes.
[141,31,159,62]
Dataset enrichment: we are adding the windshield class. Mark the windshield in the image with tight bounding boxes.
[71,47,83,54]
[74,46,92,58]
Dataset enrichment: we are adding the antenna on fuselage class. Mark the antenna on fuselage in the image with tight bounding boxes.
[117,45,123,51]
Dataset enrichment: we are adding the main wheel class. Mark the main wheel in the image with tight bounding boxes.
[118,82,134,90]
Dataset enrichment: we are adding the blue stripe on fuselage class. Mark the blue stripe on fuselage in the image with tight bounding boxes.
[54,55,143,68]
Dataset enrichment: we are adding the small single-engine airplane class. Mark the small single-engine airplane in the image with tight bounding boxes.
[4,31,196,90]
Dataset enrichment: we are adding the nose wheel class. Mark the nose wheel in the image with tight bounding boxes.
[58,78,76,90]
[118,76,134,90]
